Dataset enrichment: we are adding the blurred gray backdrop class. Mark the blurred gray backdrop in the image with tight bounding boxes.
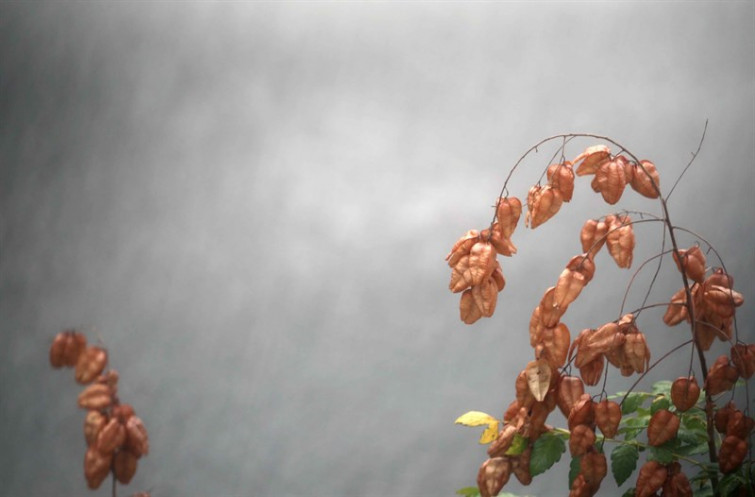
[1,2,753,496]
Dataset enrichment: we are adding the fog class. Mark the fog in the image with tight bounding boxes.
[1,3,753,496]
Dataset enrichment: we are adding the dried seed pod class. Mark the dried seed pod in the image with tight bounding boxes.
[730,343,755,379]
[524,359,552,402]
[477,457,511,497]
[577,354,604,386]
[114,449,139,484]
[84,410,108,446]
[725,410,755,439]
[569,474,590,497]
[580,219,608,259]
[672,246,706,283]
[662,462,692,497]
[490,263,505,292]
[526,185,563,229]
[623,332,650,374]
[647,409,680,446]
[515,370,536,410]
[449,255,473,293]
[529,306,546,347]
[663,288,689,326]
[703,285,744,319]
[50,330,88,368]
[489,222,517,256]
[112,403,134,424]
[468,241,497,287]
[569,424,596,456]
[574,145,611,176]
[591,156,628,204]
[78,383,113,410]
[446,230,480,268]
[502,400,523,423]
[580,450,607,492]
[511,447,532,485]
[576,323,624,368]
[718,435,747,474]
[96,417,126,455]
[459,289,483,324]
[554,255,595,309]
[670,377,700,412]
[496,197,522,239]
[705,355,740,395]
[595,399,621,439]
[75,346,108,385]
[125,415,150,458]
[84,446,112,490]
[605,214,634,268]
[635,461,668,497]
[715,403,737,434]
[535,323,570,369]
[472,276,499,318]
[630,160,661,199]
[487,423,519,458]
[568,394,595,431]
[557,375,585,418]
[537,286,567,328]
[547,161,575,202]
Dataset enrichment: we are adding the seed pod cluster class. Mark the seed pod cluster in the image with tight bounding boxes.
[49,330,149,491]
[573,145,661,202]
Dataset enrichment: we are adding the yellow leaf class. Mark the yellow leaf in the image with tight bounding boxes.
[479,421,499,444]
[455,411,498,427]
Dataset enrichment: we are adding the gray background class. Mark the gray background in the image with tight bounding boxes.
[1,2,753,496]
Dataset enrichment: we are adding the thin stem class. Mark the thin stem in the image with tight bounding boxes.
[666,120,708,201]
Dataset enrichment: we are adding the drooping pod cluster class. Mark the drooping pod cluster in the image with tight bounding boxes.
[573,145,661,203]
[50,330,149,492]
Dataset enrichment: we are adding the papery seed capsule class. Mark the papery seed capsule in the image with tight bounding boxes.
[595,400,621,439]
[125,416,150,457]
[446,230,480,268]
[557,375,585,418]
[730,343,755,379]
[84,410,107,446]
[718,435,747,474]
[460,288,483,325]
[635,461,668,497]
[569,424,595,456]
[468,242,497,286]
[580,450,607,492]
[580,219,608,259]
[477,457,511,497]
[705,355,739,395]
[577,355,604,386]
[496,197,522,239]
[670,377,700,412]
[78,383,113,410]
[114,449,139,484]
[715,403,737,434]
[574,145,611,176]
[112,403,134,424]
[96,417,126,455]
[84,446,112,490]
[672,246,706,283]
[75,346,108,385]
[630,160,661,199]
[663,288,689,326]
[647,409,679,446]
[567,394,595,431]
[526,185,563,229]
[50,330,87,368]
[591,156,628,204]
[725,410,755,439]
[511,447,532,485]
[547,162,575,202]
[605,215,634,268]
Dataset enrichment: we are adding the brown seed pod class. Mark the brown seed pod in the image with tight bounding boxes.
[75,346,108,385]
[577,355,605,386]
[446,230,480,268]
[477,457,511,497]
[663,288,689,326]
[623,332,650,374]
[595,399,621,439]
[125,415,150,458]
[547,161,575,202]
[114,449,139,484]
[83,410,108,447]
[112,403,134,424]
[537,287,567,329]
[488,222,517,256]
[672,246,706,283]
[605,214,634,268]
[557,375,585,418]
[78,383,113,410]
[662,462,692,497]
[569,474,590,497]
[703,285,744,319]
[515,370,536,410]
[96,417,126,455]
[569,424,596,456]
[535,323,570,369]
[718,435,747,474]
[630,160,661,199]
[487,423,519,458]
[525,359,552,402]
[84,446,112,490]
[472,276,499,318]
[725,410,754,439]
[568,394,595,431]
[580,218,608,259]
[591,156,629,204]
[574,145,611,176]
[50,330,88,368]
[575,323,623,369]
[635,460,668,497]
[511,447,532,485]
[459,289,483,325]
[705,355,739,396]
[496,197,522,239]
[647,409,680,446]
[449,255,473,293]
[670,376,700,412]
[715,403,737,434]
[730,343,755,379]
[580,449,607,492]
[526,185,563,229]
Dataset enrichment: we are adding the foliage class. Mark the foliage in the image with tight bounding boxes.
[448,131,753,497]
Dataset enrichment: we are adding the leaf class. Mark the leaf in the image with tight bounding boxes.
[611,444,639,486]
[479,421,499,444]
[530,431,566,477]
[648,445,674,464]
[505,433,528,456]
[622,392,646,414]
[525,359,551,402]
[455,411,499,445]
[456,487,481,497]
[621,489,636,497]
[675,441,709,457]
[650,396,670,415]
[652,380,672,397]
[569,456,581,488]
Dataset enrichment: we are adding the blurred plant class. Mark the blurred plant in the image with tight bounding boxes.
[447,127,753,497]
[50,330,150,497]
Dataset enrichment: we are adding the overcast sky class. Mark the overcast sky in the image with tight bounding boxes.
[1,2,753,496]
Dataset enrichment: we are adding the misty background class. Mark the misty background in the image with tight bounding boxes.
[1,2,753,496]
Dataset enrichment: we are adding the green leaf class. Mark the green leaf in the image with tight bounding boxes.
[569,456,581,488]
[650,396,671,415]
[717,473,745,497]
[455,486,480,497]
[622,393,646,414]
[652,380,672,396]
[648,445,674,464]
[505,433,528,456]
[675,441,709,457]
[530,432,566,477]
[611,444,639,487]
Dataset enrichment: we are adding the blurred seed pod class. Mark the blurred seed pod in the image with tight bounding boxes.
[114,449,139,484]
[662,462,692,497]
[529,306,546,347]
[526,185,563,229]
[577,354,604,386]
[547,162,575,202]
[591,156,628,204]
[112,403,134,424]
[569,474,590,497]
[635,461,668,497]
[84,446,112,490]
[705,355,740,395]
[663,288,689,326]
[580,449,607,493]
[725,409,755,439]
[703,285,744,319]
[487,423,519,458]
[647,409,679,446]
[573,145,611,176]
[75,346,108,385]
[718,435,747,474]
[670,377,700,412]
[556,375,584,418]
[511,447,532,485]
[567,394,595,431]
[84,410,108,446]
[731,344,755,379]
[594,399,621,439]
[96,417,126,455]
[515,370,536,410]
[50,330,87,368]
[569,424,595,456]
[78,383,113,410]
[580,219,608,259]
[630,160,661,199]
[715,403,738,434]
[605,215,634,268]
[672,246,706,283]
[460,289,483,325]
[477,457,511,497]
